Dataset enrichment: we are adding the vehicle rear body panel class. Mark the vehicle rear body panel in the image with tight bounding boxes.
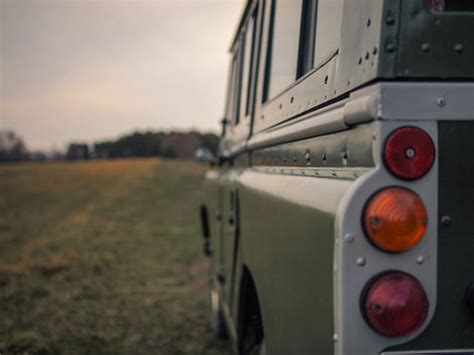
[387,121,474,352]
[395,0,474,78]
[238,170,352,355]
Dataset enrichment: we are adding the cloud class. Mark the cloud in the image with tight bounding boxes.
[0,0,242,149]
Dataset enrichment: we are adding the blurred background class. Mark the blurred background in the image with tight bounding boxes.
[0,0,241,353]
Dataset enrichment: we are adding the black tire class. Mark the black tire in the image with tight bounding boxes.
[244,339,265,355]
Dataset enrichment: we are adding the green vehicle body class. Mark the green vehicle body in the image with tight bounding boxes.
[200,1,474,354]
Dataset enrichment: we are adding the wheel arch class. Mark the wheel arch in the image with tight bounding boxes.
[237,265,265,355]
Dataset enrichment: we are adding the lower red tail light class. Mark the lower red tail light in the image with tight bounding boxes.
[362,272,429,337]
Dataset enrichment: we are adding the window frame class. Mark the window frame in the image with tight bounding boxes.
[262,0,319,103]
[253,0,343,134]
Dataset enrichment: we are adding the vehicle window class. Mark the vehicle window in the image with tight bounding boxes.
[313,0,340,67]
[228,44,243,126]
[242,9,258,118]
[226,53,238,128]
[264,0,303,101]
[239,15,253,122]
[297,0,318,78]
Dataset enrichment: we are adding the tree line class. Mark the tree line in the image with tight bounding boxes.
[0,130,219,162]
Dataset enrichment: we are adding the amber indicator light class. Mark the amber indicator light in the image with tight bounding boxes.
[362,272,429,337]
[364,187,427,253]
[384,127,435,180]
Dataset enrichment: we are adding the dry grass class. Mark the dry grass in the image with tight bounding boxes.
[0,158,230,355]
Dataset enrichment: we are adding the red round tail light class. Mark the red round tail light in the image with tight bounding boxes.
[362,272,429,337]
[384,127,435,180]
[428,0,446,12]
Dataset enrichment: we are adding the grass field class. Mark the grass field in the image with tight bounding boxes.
[0,159,230,355]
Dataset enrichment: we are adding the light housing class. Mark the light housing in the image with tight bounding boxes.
[384,127,435,180]
[363,187,427,253]
[362,272,429,337]
[427,0,446,12]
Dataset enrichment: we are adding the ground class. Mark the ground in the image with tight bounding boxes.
[0,159,231,355]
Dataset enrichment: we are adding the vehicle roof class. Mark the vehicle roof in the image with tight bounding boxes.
[228,0,252,52]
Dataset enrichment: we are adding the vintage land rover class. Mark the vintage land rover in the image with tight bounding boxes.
[199,0,474,354]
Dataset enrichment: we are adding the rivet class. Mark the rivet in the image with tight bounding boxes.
[357,257,366,267]
[385,13,395,25]
[333,333,339,342]
[322,153,327,161]
[416,255,425,265]
[305,151,311,163]
[342,152,348,160]
[441,215,452,226]
[373,47,378,55]
[421,43,431,53]
[344,234,354,243]
[293,156,297,162]
[405,148,415,158]
[385,43,396,53]
[454,43,464,54]
[436,97,446,107]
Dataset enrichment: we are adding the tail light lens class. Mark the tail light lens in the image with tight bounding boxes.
[428,0,474,12]
[362,272,429,337]
[384,127,435,180]
[428,0,446,12]
[363,187,427,253]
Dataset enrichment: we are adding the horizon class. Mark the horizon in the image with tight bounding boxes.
[0,0,242,151]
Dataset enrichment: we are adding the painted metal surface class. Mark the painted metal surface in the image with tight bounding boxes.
[206,1,474,353]
[238,169,353,355]
[251,123,374,169]
[395,0,474,78]
[387,122,474,352]
[334,121,438,355]
[382,351,474,355]
[224,0,474,151]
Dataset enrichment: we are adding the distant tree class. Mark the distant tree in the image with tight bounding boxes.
[0,131,28,162]
[66,143,90,160]
[91,130,219,160]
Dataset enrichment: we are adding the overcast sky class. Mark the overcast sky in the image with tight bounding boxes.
[0,0,242,150]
